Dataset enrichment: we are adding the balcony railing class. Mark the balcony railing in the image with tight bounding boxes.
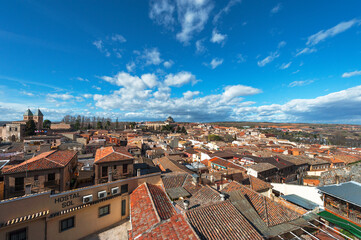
[44,180,60,188]
[325,203,361,225]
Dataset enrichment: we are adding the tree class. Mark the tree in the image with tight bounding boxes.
[25,120,36,136]
[105,120,111,130]
[43,119,51,129]
[97,121,103,129]
[181,126,187,134]
[208,134,222,141]
[115,117,119,129]
[74,119,81,130]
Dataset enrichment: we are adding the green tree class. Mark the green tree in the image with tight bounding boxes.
[115,117,119,129]
[43,119,51,129]
[25,120,36,136]
[74,119,81,130]
[181,126,187,134]
[208,134,222,141]
[105,120,111,130]
[129,122,136,129]
[97,121,103,129]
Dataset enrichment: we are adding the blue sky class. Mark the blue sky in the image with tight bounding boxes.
[1,0,361,123]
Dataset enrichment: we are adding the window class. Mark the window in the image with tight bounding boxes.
[121,184,128,194]
[60,217,74,232]
[14,177,24,191]
[123,164,128,174]
[48,173,55,181]
[8,228,27,240]
[113,165,117,170]
[121,199,126,216]
[34,175,38,181]
[102,166,108,177]
[99,205,110,217]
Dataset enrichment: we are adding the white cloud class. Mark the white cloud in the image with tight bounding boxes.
[210,58,223,69]
[176,0,214,43]
[111,34,126,43]
[163,60,174,68]
[195,39,206,53]
[126,62,136,72]
[213,0,241,24]
[210,29,227,44]
[21,91,34,97]
[342,70,361,78]
[288,80,314,87]
[76,77,89,82]
[183,90,200,99]
[306,19,360,46]
[280,62,292,69]
[92,86,101,91]
[164,71,199,87]
[47,93,74,100]
[295,47,317,56]
[257,52,279,67]
[222,85,262,102]
[278,41,286,48]
[101,72,159,90]
[92,40,111,57]
[234,85,361,123]
[236,54,246,63]
[149,0,175,28]
[83,94,93,98]
[142,48,163,65]
[270,3,282,14]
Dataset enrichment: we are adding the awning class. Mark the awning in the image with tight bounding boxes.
[318,211,361,239]
[281,194,319,210]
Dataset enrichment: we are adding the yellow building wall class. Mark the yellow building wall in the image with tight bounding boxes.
[46,195,129,240]
[0,218,46,240]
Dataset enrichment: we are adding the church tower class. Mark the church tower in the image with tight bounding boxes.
[33,109,44,130]
[23,109,33,121]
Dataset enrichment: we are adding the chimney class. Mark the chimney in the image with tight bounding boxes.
[137,168,141,177]
[108,168,112,182]
[220,193,226,201]
[183,200,190,210]
[25,184,32,195]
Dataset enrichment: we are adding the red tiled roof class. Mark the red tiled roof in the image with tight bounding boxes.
[186,201,263,240]
[136,214,199,240]
[130,182,198,239]
[2,150,77,174]
[209,157,243,170]
[222,181,300,227]
[94,146,133,164]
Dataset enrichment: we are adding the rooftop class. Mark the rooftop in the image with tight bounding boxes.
[318,181,361,208]
[94,146,133,164]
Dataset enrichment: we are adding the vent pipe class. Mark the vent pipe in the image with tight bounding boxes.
[108,168,112,182]
[183,200,190,210]
[137,168,141,177]
[220,193,226,201]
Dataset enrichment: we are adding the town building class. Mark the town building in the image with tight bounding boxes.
[1,150,78,198]
[94,146,135,184]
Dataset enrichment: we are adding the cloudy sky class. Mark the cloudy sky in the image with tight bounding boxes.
[1,0,361,123]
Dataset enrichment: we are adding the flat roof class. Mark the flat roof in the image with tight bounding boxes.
[318,181,361,207]
[281,194,319,210]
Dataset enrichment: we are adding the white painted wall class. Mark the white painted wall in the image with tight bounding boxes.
[271,183,323,206]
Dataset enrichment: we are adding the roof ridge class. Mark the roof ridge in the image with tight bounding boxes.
[3,151,56,173]
[45,151,73,167]
[144,183,161,223]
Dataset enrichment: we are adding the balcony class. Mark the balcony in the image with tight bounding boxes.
[325,203,361,226]
[44,180,60,188]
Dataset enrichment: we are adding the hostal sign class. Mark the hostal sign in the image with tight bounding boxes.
[54,192,81,208]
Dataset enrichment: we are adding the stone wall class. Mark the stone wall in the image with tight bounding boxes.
[319,163,361,186]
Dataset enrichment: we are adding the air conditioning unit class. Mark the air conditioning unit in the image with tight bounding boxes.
[111,187,120,195]
[98,190,107,199]
[83,194,93,204]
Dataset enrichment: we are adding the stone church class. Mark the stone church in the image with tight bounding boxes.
[0,109,43,142]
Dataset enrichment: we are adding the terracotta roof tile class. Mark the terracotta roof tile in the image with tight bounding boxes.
[94,146,133,164]
[130,182,197,239]
[2,150,76,174]
[222,181,300,227]
[186,201,263,240]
